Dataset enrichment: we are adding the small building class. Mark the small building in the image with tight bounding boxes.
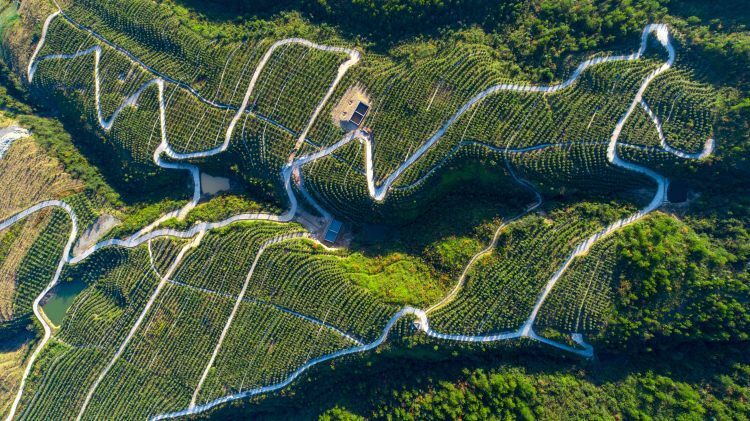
[348,102,369,127]
[324,220,343,244]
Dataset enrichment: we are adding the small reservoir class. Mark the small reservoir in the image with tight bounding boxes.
[41,280,87,326]
[201,173,231,196]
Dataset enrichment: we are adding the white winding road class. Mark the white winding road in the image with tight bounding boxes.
[0,8,716,420]
[0,126,31,159]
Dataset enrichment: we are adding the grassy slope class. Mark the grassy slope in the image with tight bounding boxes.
[0,136,83,220]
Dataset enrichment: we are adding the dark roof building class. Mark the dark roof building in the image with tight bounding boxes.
[324,220,343,244]
[349,102,369,126]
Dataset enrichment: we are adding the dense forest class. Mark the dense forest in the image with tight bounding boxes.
[171,0,749,80]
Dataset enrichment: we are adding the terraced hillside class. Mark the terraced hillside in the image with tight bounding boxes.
[0,0,746,419]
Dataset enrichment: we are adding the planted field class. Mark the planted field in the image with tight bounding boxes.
[301,159,433,222]
[245,239,397,341]
[0,334,33,419]
[103,84,166,173]
[30,8,354,184]
[81,285,234,419]
[230,114,298,178]
[195,301,355,405]
[14,245,160,419]
[61,0,249,106]
[510,143,655,196]
[161,87,233,154]
[306,45,511,174]
[535,239,618,334]
[428,202,634,335]
[298,56,674,218]
[0,211,50,322]
[148,237,189,277]
[168,222,303,295]
[0,1,730,418]
[387,58,665,184]
[619,104,662,148]
[247,42,349,135]
[30,25,168,180]
[305,52,665,187]
[24,1,714,222]
[301,144,395,220]
[641,67,716,154]
[14,342,107,420]
[5,209,70,323]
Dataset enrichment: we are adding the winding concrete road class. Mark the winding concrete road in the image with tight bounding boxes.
[1,8,716,420]
[0,126,30,159]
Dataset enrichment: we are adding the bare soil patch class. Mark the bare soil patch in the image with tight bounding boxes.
[73,214,121,257]
[331,83,371,131]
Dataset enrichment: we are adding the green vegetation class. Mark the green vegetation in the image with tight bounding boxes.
[10,209,71,322]
[7,0,706,224]
[0,25,191,245]
[301,52,673,219]
[244,239,396,341]
[105,199,186,239]
[430,201,635,333]
[16,115,119,205]
[0,0,747,419]
[339,252,444,307]
[157,194,279,231]
[173,0,666,71]
[537,212,749,353]
[17,245,160,419]
[365,368,541,420]
[308,356,750,420]
[605,214,748,351]
[219,343,750,420]
[536,239,617,335]
[168,221,304,293]
[196,299,353,405]
[86,285,234,418]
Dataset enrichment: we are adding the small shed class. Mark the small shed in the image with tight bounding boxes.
[348,102,369,126]
[324,220,343,244]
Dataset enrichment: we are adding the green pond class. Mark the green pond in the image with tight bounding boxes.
[42,280,87,326]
